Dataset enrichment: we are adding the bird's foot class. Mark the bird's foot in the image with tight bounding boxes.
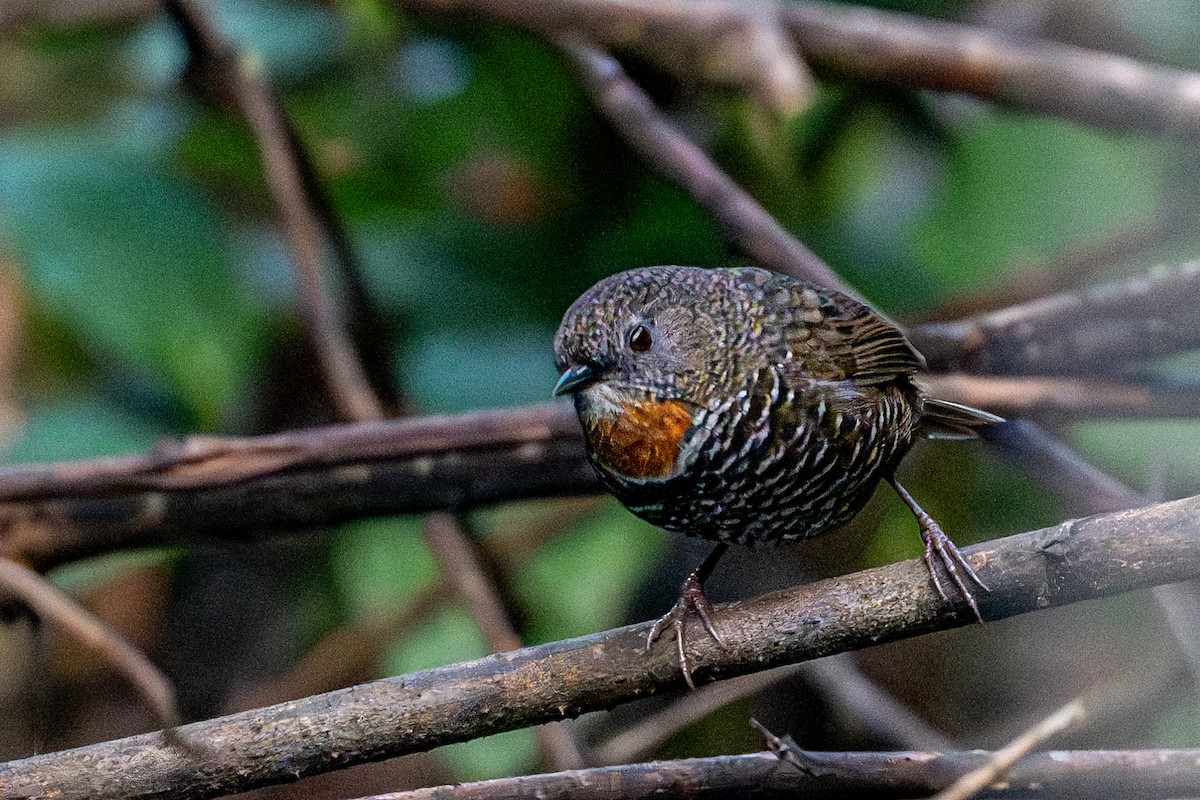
[919,516,989,622]
[646,569,725,690]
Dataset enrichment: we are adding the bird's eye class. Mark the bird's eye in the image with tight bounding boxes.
[628,324,653,352]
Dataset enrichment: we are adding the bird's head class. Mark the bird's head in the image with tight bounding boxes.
[553,266,765,411]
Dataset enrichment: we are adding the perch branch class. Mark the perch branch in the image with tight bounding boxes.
[3,493,1200,798]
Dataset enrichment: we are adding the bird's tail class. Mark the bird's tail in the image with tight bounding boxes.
[919,397,1004,440]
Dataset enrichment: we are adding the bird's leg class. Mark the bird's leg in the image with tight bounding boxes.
[888,477,988,622]
[646,542,729,689]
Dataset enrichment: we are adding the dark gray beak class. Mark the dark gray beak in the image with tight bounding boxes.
[553,363,596,396]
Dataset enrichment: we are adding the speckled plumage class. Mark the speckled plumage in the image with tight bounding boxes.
[553,265,997,685]
[556,265,928,544]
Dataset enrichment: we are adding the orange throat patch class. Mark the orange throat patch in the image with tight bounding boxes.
[582,394,695,480]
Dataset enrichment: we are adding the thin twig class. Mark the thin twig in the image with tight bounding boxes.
[425,514,522,652]
[0,558,183,741]
[918,374,1200,420]
[932,700,1084,800]
[3,493,1200,799]
[236,53,385,421]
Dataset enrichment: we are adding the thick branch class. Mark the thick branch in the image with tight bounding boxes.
[358,747,1200,800]
[4,362,1199,572]
[0,403,597,571]
[3,494,1200,799]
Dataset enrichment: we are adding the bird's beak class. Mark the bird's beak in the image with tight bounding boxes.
[553,363,597,396]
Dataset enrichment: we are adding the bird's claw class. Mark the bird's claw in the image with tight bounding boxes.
[645,570,725,689]
[919,517,989,622]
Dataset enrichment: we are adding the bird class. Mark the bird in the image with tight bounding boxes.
[552,265,1001,687]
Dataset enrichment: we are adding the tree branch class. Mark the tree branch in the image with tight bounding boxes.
[0,402,597,571]
[912,262,1200,376]
[3,358,1199,573]
[3,493,1200,799]
[403,0,1200,134]
[782,2,1200,134]
[355,746,1200,800]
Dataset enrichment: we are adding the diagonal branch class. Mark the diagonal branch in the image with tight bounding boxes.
[3,493,1200,799]
[0,558,183,742]
[165,0,386,421]
[558,37,861,302]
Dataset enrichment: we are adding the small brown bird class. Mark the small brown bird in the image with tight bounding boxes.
[553,265,1000,686]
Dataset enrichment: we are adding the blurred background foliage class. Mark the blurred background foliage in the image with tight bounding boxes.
[2,0,1200,793]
